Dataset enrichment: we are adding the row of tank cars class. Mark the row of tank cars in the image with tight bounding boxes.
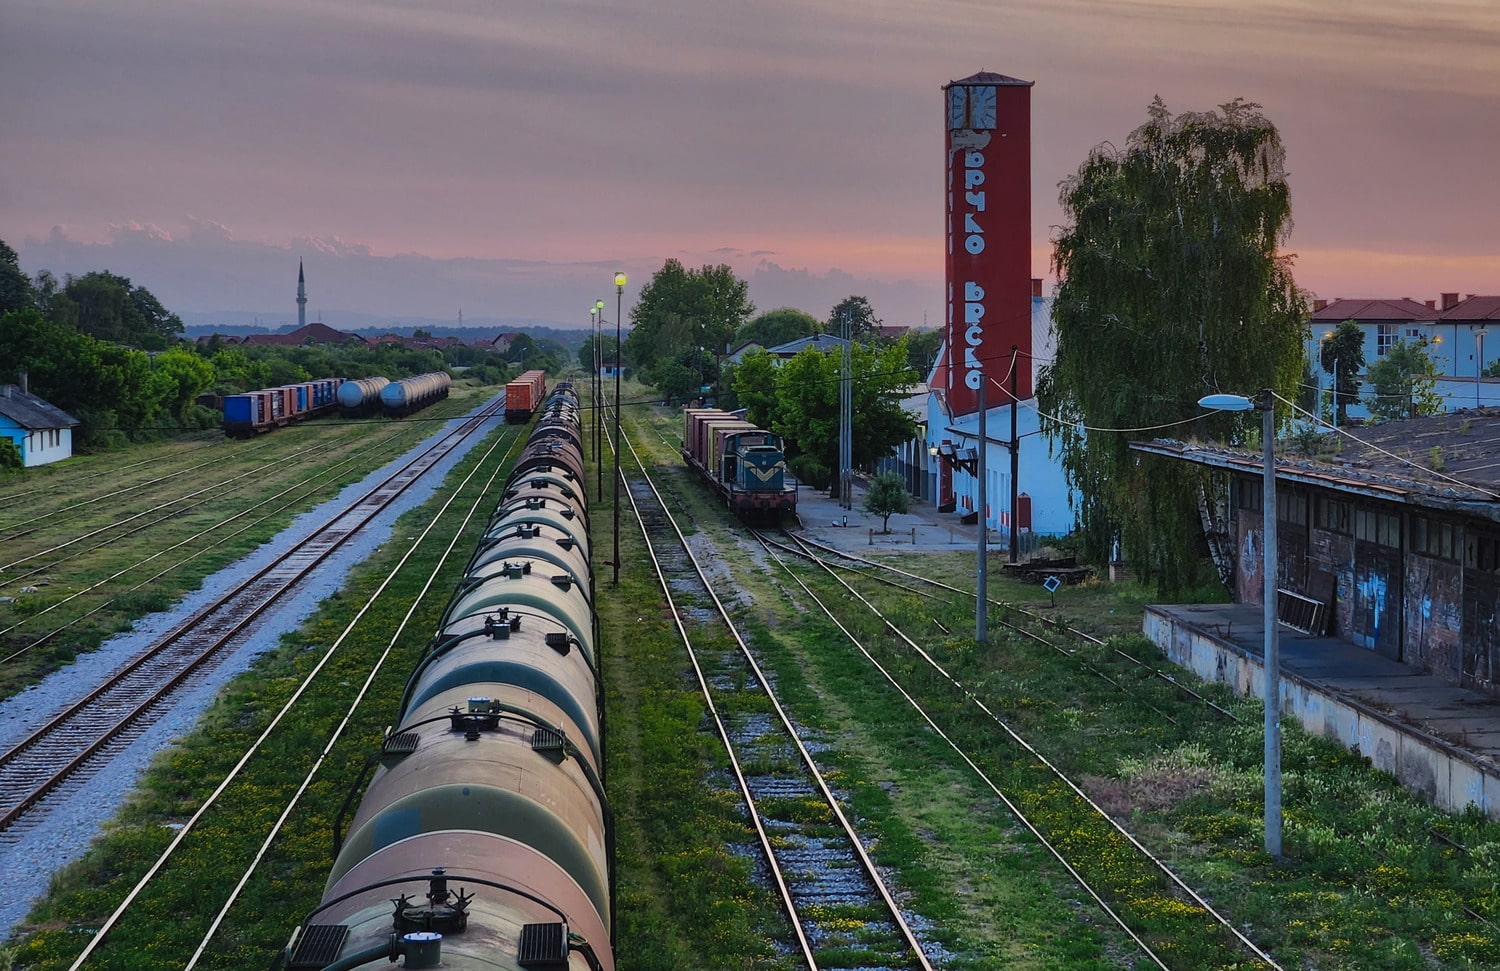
[273,381,613,971]
[681,407,797,520]
[222,372,452,436]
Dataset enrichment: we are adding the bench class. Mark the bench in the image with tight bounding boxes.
[1277,588,1328,635]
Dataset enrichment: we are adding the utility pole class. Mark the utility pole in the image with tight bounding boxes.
[977,372,988,644]
[1009,345,1020,564]
[839,310,853,509]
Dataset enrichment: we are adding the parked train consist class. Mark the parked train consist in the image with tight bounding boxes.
[222,378,339,437]
[380,371,452,417]
[504,369,548,424]
[336,376,391,417]
[681,407,797,520]
[275,382,613,971]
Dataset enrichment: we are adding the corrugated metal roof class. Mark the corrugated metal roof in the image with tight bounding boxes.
[766,333,850,356]
[0,387,79,430]
[1132,407,1500,518]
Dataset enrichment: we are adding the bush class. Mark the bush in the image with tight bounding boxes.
[789,454,830,489]
[0,437,21,470]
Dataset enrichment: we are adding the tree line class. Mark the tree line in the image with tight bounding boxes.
[0,240,527,455]
[614,258,929,495]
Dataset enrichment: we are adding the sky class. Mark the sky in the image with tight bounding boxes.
[4,0,1499,332]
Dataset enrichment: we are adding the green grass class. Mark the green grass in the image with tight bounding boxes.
[0,389,490,700]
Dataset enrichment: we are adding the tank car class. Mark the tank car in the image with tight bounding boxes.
[681,407,796,520]
[275,382,613,971]
[337,376,391,417]
[380,371,452,417]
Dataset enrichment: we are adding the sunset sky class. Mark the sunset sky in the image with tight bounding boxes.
[4,0,1498,329]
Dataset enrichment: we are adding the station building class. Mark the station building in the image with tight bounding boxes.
[1134,408,1500,695]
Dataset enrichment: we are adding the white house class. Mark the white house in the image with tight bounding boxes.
[0,383,80,467]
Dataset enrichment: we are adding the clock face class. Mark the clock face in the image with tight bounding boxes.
[969,86,997,129]
[948,87,968,130]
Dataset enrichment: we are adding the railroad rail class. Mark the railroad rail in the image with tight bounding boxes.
[617,426,936,970]
[0,396,507,838]
[758,528,1283,970]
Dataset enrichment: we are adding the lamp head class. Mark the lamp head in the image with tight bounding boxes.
[614,271,627,288]
[595,300,604,312]
[1198,393,1255,412]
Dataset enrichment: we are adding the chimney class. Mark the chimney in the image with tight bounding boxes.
[1425,300,1435,310]
[1442,292,1460,310]
[1313,299,1328,312]
[18,371,26,395]
[1031,278,1043,298]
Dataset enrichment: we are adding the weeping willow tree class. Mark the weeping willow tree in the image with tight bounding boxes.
[1036,97,1308,595]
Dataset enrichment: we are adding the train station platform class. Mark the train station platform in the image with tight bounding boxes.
[788,478,989,553]
[1146,603,1500,819]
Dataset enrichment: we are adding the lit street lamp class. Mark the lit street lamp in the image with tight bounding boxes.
[612,271,626,585]
[1199,389,1282,858]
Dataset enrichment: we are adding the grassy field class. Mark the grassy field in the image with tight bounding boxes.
[7,381,1500,969]
[0,385,491,699]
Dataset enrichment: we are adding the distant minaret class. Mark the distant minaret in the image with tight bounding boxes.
[296,261,308,329]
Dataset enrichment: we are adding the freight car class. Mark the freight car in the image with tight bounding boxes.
[337,376,392,417]
[222,378,340,438]
[504,369,548,424]
[681,407,796,520]
[275,382,611,971]
[380,371,451,417]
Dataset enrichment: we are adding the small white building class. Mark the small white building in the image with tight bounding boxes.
[918,287,1077,540]
[0,384,80,467]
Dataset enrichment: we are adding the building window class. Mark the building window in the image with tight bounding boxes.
[1377,324,1396,357]
[1354,507,1400,547]
[1234,476,1261,512]
[1412,516,1458,562]
[1467,533,1500,572]
[1277,490,1307,527]
[1315,496,1351,534]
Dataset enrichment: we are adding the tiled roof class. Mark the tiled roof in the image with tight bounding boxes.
[1437,296,1500,321]
[1311,298,1435,322]
[0,387,79,429]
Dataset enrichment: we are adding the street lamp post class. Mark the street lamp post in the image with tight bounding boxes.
[594,300,605,498]
[1199,389,1282,858]
[612,271,626,585]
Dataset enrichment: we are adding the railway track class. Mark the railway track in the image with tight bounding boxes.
[618,428,936,970]
[0,397,507,840]
[753,527,1284,969]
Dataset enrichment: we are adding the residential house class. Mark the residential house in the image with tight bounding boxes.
[0,382,80,467]
[1311,294,1500,415]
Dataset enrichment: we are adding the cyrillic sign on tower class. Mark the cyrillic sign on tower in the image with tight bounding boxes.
[944,72,1033,416]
